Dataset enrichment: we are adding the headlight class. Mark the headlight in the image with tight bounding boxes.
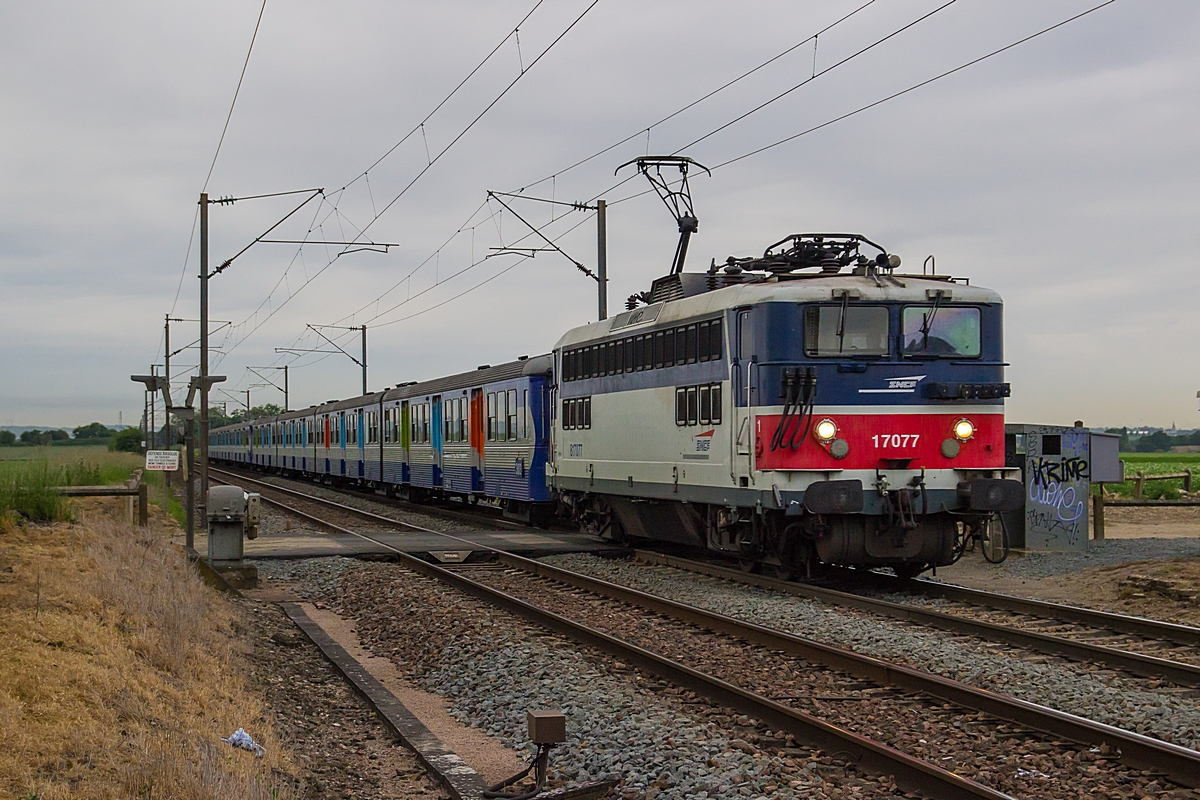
[953,418,975,442]
[814,418,838,443]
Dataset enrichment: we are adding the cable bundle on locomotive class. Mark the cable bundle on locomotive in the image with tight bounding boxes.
[210,159,1023,578]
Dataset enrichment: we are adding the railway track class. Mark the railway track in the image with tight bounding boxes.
[226,471,1200,796]
[633,551,1200,689]
[209,464,536,532]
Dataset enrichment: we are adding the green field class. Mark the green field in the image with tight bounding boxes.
[0,445,184,524]
[1106,452,1200,499]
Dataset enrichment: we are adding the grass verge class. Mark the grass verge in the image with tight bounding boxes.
[0,506,296,799]
[0,449,186,526]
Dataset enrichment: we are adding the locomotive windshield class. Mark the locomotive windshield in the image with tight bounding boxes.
[803,305,889,356]
[902,305,981,357]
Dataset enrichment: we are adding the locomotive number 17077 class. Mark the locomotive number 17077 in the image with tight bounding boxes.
[871,434,920,448]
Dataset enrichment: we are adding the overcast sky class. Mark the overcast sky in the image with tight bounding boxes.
[2,0,1197,431]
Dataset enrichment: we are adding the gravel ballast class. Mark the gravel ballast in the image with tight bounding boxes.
[984,538,1200,579]
[542,554,1200,752]
[257,557,904,800]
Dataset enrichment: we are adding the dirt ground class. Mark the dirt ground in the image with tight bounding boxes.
[234,593,453,800]
[1096,504,1200,539]
[936,506,1200,627]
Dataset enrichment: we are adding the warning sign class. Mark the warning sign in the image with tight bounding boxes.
[145,450,180,471]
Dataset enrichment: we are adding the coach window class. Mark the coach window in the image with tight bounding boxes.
[520,390,529,439]
[804,304,890,356]
[901,305,981,357]
[506,389,517,440]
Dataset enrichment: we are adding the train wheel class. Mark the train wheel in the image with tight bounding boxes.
[738,558,760,574]
[892,563,925,581]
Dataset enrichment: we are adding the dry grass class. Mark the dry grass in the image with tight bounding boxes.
[0,502,296,800]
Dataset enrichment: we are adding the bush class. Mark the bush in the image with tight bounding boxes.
[110,428,144,453]
[0,431,13,446]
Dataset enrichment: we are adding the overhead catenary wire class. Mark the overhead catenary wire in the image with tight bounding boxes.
[361,0,1124,334]
[711,0,1120,170]
[230,0,1120,390]
[214,0,601,364]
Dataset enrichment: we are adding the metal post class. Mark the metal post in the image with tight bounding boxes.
[199,192,209,528]
[361,325,368,395]
[283,364,289,411]
[246,389,251,418]
[149,366,156,449]
[185,418,195,550]
[596,199,608,321]
[164,316,172,487]
[142,391,148,449]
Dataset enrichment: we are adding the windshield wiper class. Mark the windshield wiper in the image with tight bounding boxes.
[920,291,944,350]
[835,291,850,353]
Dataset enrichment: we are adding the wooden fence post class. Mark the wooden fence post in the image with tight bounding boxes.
[1186,469,1193,494]
[1134,471,1146,500]
[138,481,148,527]
[1092,489,1105,540]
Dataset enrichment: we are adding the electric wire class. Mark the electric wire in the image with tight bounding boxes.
[711,0,1119,170]
[203,0,268,192]
[225,0,1118,393]
[214,0,600,364]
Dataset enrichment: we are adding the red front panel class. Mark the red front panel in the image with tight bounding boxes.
[755,412,1004,471]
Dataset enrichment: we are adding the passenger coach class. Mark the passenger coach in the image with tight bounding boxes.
[208,356,555,523]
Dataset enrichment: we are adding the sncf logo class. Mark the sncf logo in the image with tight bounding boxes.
[859,375,927,394]
[693,429,714,452]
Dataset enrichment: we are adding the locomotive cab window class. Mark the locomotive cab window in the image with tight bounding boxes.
[901,305,981,357]
[804,305,889,356]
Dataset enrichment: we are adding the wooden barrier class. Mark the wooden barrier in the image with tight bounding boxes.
[1130,469,1193,499]
[55,469,148,526]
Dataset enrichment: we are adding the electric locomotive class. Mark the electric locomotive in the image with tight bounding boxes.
[552,233,1024,578]
[208,156,1023,578]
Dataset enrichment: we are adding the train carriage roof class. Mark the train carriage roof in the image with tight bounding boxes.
[554,273,1001,350]
[382,355,552,402]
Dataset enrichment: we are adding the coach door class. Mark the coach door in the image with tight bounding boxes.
[469,388,484,492]
[733,309,755,480]
[430,394,444,486]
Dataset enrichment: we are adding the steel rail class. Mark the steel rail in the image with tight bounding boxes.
[223,477,1200,788]
[208,464,532,531]
[635,550,1200,688]
[209,466,503,534]
[241,489,1014,799]
[496,552,1200,788]
[856,570,1200,648]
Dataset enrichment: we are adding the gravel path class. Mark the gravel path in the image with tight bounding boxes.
[258,558,905,800]
[237,592,450,799]
[987,538,1200,579]
[543,554,1200,751]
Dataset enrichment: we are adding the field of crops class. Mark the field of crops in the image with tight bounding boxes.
[1108,452,1200,500]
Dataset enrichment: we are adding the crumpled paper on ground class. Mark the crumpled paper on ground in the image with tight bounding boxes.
[221,727,266,757]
